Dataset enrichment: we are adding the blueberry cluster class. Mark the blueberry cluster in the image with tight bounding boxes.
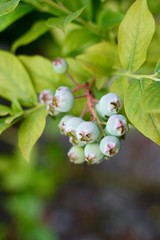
[38,58,129,165]
[58,93,128,165]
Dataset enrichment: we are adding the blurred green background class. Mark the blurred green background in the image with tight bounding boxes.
[0,0,160,239]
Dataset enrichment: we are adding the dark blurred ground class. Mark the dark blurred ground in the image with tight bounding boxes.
[44,128,160,240]
[1,124,160,240]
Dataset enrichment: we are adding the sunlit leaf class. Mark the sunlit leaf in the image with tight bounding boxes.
[118,0,155,71]
[77,42,119,77]
[124,79,160,145]
[46,7,85,32]
[18,106,48,161]
[19,55,57,92]
[0,50,37,106]
[142,81,160,112]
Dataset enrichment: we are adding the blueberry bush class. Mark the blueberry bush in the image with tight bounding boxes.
[0,0,160,164]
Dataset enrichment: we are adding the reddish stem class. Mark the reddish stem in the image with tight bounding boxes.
[66,72,79,86]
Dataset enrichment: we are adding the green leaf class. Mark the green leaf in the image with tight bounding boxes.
[11,21,49,52]
[118,0,155,72]
[0,3,34,32]
[0,118,12,134]
[46,7,85,32]
[22,0,64,15]
[98,9,123,29]
[124,79,160,145]
[0,50,37,106]
[0,105,11,116]
[110,77,129,100]
[77,41,119,77]
[0,0,20,16]
[142,81,160,113]
[5,111,23,124]
[19,55,57,93]
[18,106,48,161]
[155,58,160,78]
[62,28,99,55]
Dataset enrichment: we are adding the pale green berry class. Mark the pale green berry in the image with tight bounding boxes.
[84,143,104,165]
[76,121,100,144]
[105,114,128,137]
[53,86,74,112]
[58,115,73,135]
[99,93,122,118]
[95,103,105,119]
[67,146,85,164]
[64,117,84,137]
[53,58,68,74]
[39,89,54,105]
[99,136,120,157]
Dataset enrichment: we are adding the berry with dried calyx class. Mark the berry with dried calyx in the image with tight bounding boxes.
[99,136,120,158]
[99,93,122,118]
[105,114,128,137]
[76,121,100,144]
[58,115,73,135]
[67,146,85,164]
[53,86,74,112]
[84,143,104,164]
[39,89,54,105]
[65,117,84,137]
[53,58,68,74]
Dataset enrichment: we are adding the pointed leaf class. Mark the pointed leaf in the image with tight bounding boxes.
[110,77,129,100]
[124,80,160,145]
[0,118,12,134]
[19,55,57,92]
[155,58,160,78]
[77,42,119,77]
[0,0,20,16]
[142,81,160,112]
[0,105,11,116]
[118,0,155,72]
[0,50,37,106]
[11,21,49,52]
[46,7,85,32]
[0,3,34,32]
[18,106,48,161]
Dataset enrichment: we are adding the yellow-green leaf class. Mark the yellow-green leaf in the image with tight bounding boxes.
[124,79,160,145]
[46,7,85,32]
[118,0,155,72]
[0,0,20,16]
[11,21,49,52]
[77,41,119,77]
[142,81,160,113]
[0,50,37,106]
[18,106,48,161]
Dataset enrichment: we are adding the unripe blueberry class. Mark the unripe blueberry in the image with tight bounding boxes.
[39,89,54,105]
[99,136,120,157]
[95,103,104,119]
[99,93,122,118]
[105,114,128,137]
[53,58,68,74]
[84,143,104,164]
[58,115,73,135]
[65,117,84,137]
[67,146,85,164]
[52,86,74,112]
[76,121,100,144]
[46,102,60,116]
